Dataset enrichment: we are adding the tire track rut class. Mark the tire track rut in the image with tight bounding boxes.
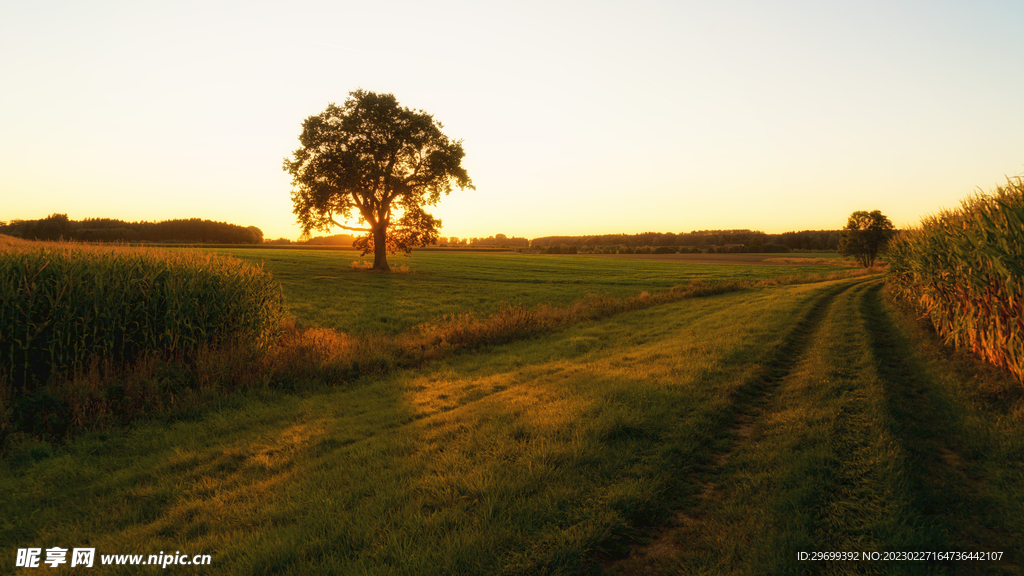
[715,277,873,455]
[858,281,1020,572]
[606,276,1021,574]
[603,276,874,572]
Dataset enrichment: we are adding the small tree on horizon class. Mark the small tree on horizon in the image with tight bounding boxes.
[284,90,473,271]
[838,210,895,267]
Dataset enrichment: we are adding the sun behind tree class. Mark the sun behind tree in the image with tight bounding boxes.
[284,90,473,271]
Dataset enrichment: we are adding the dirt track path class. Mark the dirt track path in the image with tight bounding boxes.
[605,277,1021,575]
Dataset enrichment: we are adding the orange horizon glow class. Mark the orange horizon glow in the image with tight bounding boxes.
[2,1,1022,241]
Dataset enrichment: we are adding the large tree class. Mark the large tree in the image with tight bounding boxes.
[837,210,895,267]
[284,90,473,271]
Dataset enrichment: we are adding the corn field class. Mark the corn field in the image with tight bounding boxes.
[1,238,284,388]
[886,177,1024,382]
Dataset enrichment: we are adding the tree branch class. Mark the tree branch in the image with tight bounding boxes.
[329,217,371,232]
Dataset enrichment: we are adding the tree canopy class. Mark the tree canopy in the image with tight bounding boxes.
[284,90,473,271]
[837,210,895,267]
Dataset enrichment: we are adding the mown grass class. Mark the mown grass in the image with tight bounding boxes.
[4,275,1020,575]
[0,278,810,574]
[0,246,862,445]
[3,243,1019,575]
[609,279,1023,575]
[218,249,853,334]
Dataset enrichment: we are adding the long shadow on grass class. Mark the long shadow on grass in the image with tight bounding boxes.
[715,277,873,446]
[685,277,873,498]
[604,277,873,570]
[859,281,1020,572]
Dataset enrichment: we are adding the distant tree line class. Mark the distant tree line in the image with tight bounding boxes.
[0,214,264,244]
[262,233,359,245]
[420,230,842,253]
[468,234,531,248]
[527,229,841,253]
[299,233,357,246]
[424,234,530,248]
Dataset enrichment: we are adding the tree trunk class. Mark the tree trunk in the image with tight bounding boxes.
[372,226,390,271]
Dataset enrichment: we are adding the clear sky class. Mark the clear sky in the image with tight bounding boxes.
[2,0,1022,241]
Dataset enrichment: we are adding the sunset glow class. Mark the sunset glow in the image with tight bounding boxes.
[2,0,1022,240]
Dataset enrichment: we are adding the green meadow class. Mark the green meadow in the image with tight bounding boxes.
[3,250,1022,575]
[217,249,849,334]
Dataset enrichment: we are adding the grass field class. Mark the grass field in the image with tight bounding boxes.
[217,249,854,334]
[3,250,1021,575]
